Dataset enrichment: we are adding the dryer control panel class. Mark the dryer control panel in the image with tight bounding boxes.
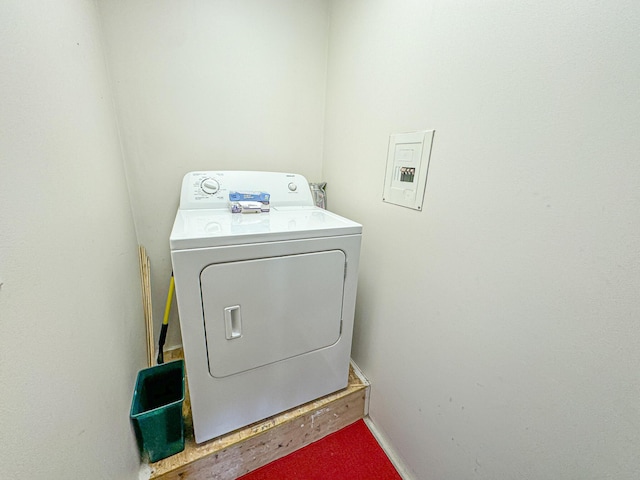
[179,171,315,210]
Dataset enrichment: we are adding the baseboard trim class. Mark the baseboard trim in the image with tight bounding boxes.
[364,417,415,480]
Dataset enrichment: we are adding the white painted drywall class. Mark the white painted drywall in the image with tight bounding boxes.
[5,2,636,478]
[0,1,144,478]
[324,1,640,478]
[98,0,330,349]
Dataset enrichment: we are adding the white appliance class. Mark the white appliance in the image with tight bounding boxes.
[170,171,362,443]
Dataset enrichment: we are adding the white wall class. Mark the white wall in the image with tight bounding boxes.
[98,0,330,348]
[0,1,144,478]
[5,2,636,478]
[324,1,640,478]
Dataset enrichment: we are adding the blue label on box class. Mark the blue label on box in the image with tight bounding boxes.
[229,191,270,202]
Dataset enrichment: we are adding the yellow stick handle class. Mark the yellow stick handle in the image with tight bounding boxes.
[162,275,175,326]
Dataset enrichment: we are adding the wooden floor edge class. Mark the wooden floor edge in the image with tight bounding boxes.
[153,387,367,480]
[349,359,371,416]
[147,348,370,480]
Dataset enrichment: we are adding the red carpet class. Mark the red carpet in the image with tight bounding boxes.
[238,419,402,480]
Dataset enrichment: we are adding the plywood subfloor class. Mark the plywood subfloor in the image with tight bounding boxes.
[148,348,369,480]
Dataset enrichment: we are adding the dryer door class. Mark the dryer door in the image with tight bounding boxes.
[200,250,346,378]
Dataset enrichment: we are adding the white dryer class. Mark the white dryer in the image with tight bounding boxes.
[170,171,362,443]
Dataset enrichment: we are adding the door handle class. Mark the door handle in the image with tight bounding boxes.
[224,305,242,340]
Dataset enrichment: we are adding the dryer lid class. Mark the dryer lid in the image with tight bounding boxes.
[170,206,362,249]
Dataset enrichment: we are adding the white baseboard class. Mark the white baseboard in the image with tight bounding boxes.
[138,462,151,480]
[364,416,415,480]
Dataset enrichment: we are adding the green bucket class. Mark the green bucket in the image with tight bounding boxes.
[130,360,185,462]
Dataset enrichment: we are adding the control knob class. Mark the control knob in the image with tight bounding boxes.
[201,178,220,195]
